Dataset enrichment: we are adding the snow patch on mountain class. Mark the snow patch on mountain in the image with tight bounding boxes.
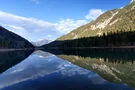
[32,39,52,47]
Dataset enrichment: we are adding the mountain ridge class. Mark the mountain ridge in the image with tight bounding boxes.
[0,26,34,49]
[57,1,135,40]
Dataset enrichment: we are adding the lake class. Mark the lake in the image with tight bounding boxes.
[0,49,135,90]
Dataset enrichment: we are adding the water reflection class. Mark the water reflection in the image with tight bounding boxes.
[0,50,134,90]
[0,50,33,73]
[46,49,135,88]
[33,50,52,58]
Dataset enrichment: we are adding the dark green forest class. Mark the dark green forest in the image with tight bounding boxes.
[43,30,135,48]
[0,26,34,49]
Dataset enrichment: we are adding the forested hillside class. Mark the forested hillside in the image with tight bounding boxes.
[0,26,34,49]
[43,30,135,48]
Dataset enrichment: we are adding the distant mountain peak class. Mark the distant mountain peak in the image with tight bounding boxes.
[32,39,52,47]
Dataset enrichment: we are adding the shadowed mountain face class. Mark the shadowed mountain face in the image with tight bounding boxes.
[0,50,33,73]
[44,49,135,88]
[0,26,34,49]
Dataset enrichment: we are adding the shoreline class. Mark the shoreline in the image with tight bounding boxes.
[47,46,135,49]
[75,46,135,49]
[2,46,135,51]
[0,48,35,51]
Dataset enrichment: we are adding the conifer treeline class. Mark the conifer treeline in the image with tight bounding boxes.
[0,39,29,48]
[0,26,34,49]
[50,30,135,48]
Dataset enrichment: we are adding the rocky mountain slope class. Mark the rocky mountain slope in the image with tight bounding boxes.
[0,26,34,49]
[57,0,135,40]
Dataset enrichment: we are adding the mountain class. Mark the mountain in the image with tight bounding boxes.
[0,26,34,49]
[32,39,51,47]
[57,0,135,40]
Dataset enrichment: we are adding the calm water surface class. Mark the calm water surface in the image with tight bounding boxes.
[0,49,134,90]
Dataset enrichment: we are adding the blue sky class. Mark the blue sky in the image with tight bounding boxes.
[0,0,132,41]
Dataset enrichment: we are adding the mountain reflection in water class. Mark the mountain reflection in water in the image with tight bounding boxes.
[46,48,135,88]
[0,49,134,90]
[0,50,33,73]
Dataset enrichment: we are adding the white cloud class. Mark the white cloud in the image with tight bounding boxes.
[31,0,40,4]
[85,9,104,20]
[0,11,58,41]
[56,18,87,33]
[6,25,27,36]
[0,11,87,41]
[0,9,104,41]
